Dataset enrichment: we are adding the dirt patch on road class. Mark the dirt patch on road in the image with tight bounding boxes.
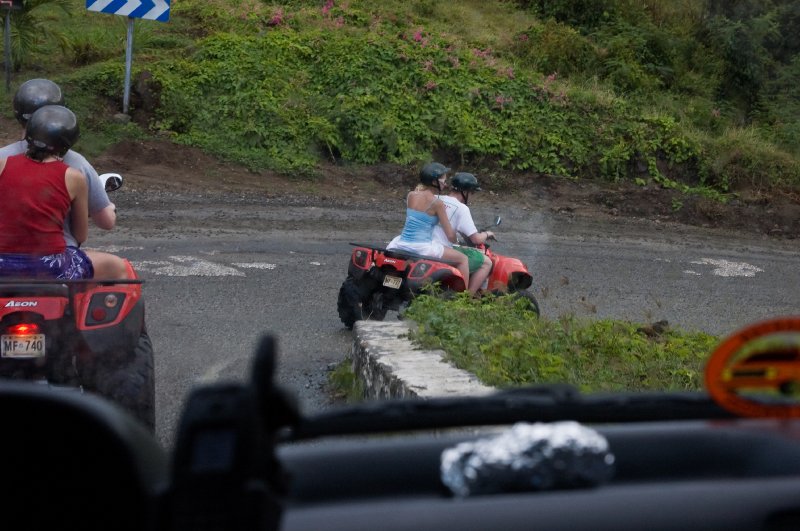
[91,138,800,240]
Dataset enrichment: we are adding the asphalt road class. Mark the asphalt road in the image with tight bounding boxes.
[92,191,800,448]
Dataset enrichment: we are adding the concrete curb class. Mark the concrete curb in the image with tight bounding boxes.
[350,320,495,400]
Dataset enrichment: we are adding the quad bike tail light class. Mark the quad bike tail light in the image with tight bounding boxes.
[352,249,371,269]
[85,292,126,326]
[410,262,432,278]
[6,323,41,335]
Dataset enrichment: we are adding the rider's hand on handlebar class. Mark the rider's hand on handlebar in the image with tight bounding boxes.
[485,231,495,241]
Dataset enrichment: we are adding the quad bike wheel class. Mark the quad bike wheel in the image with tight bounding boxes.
[338,277,389,329]
[94,331,156,432]
[510,289,541,316]
[363,291,388,323]
[338,277,365,330]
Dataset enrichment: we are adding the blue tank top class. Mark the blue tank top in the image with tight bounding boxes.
[399,208,439,243]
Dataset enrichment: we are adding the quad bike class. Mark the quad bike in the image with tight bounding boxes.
[0,174,155,431]
[337,216,539,329]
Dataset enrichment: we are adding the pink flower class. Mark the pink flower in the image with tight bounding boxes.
[519,34,529,42]
[267,7,284,26]
[422,59,434,71]
[424,80,438,91]
[334,15,344,27]
[413,30,423,42]
[322,0,334,17]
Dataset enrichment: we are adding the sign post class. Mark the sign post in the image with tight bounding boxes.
[85,0,170,114]
[1,0,22,92]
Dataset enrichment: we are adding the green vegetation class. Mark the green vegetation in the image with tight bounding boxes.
[2,0,799,196]
[327,356,364,402]
[403,293,719,392]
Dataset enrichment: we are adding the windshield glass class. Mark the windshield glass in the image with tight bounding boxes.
[0,1,798,451]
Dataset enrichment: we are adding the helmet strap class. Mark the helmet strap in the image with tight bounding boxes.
[460,190,470,205]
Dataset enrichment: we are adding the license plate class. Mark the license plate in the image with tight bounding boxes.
[1,334,46,359]
[382,275,402,289]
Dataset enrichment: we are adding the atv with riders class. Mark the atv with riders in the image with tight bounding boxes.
[337,165,539,330]
[337,214,539,329]
[0,174,155,431]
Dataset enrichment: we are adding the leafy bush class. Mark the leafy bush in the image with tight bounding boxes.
[14,0,798,198]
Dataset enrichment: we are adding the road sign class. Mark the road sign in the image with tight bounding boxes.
[0,0,22,10]
[85,0,170,22]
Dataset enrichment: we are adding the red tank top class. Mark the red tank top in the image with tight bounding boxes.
[0,154,71,254]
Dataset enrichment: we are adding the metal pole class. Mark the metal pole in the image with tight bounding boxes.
[4,10,10,92]
[123,17,134,114]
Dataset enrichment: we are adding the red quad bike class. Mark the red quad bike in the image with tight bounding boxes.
[0,174,155,431]
[337,216,539,329]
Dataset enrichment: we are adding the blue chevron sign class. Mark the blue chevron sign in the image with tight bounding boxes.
[86,0,170,22]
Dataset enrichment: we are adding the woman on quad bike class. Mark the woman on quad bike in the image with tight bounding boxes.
[0,78,129,280]
[432,171,494,294]
[0,105,93,279]
[386,162,470,289]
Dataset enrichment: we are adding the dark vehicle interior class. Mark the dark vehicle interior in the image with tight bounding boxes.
[5,320,800,531]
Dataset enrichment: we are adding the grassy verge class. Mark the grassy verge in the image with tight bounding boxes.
[402,293,719,392]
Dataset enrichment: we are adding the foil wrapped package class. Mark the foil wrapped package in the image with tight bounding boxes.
[440,421,615,497]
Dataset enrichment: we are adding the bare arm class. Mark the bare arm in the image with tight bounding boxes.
[435,200,458,243]
[468,230,494,245]
[66,168,89,245]
[92,204,116,230]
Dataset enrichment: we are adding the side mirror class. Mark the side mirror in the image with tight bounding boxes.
[494,216,502,227]
[100,173,123,193]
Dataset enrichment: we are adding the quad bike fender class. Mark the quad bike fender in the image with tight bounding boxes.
[0,296,69,320]
[81,297,145,363]
[488,256,533,292]
[406,262,466,293]
[347,247,374,279]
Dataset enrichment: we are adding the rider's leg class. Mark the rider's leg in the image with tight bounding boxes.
[468,255,492,294]
[85,250,130,280]
[442,247,470,292]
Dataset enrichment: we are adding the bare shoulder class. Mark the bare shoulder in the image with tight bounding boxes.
[66,167,87,189]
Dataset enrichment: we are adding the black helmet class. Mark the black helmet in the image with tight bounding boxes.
[13,79,65,126]
[451,172,482,192]
[25,105,80,158]
[419,162,450,186]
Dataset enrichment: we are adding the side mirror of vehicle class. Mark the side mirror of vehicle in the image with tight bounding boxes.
[494,215,502,227]
[705,316,800,418]
[100,173,123,193]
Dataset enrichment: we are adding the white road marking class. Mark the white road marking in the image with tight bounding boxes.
[689,258,764,277]
[197,358,236,382]
[84,245,144,252]
[133,256,245,277]
[232,262,277,270]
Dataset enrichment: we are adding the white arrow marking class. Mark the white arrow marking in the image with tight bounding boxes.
[132,256,244,277]
[231,263,277,270]
[689,258,764,278]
